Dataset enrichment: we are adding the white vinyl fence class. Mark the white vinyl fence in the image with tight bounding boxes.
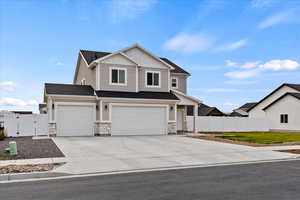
[3,113,48,137]
[187,116,269,132]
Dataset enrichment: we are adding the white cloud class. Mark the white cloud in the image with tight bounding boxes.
[163,32,215,54]
[0,98,38,107]
[55,61,64,66]
[226,60,237,67]
[225,80,257,85]
[191,88,240,93]
[222,102,239,107]
[258,9,298,29]
[251,0,277,8]
[216,39,247,51]
[225,59,300,79]
[225,68,262,79]
[260,59,300,70]
[110,0,157,23]
[241,61,260,69]
[0,81,18,92]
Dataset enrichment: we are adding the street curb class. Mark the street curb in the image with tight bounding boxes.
[1,157,300,184]
[0,171,68,182]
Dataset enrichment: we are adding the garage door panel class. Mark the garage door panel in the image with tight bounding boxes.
[111,105,167,136]
[57,105,94,136]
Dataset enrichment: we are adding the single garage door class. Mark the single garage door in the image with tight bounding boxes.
[111,105,167,136]
[56,104,94,136]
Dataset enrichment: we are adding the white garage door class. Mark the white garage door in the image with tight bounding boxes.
[56,104,94,136]
[111,105,167,136]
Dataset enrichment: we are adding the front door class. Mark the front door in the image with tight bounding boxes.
[177,109,184,131]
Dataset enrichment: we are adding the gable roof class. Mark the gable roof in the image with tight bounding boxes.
[263,92,300,110]
[247,83,300,112]
[95,90,179,100]
[237,102,257,112]
[79,49,190,75]
[198,103,224,116]
[45,83,95,96]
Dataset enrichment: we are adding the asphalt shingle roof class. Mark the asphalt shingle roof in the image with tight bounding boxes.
[95,90,179,100]
[45,83,95,96]
[80,50,190,75]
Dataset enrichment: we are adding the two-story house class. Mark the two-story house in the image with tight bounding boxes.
[43,44,201,136]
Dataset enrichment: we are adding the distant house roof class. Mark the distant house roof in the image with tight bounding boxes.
[263,92,300,111]
[247,83,300,112]
[12,111,33,114]
[79,50,190,75]
[45,83,95,96]
[237,102,258,112]
[198,103,224,116]
[95,90,179,100]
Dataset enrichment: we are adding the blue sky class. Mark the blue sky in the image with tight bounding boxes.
[1,0,300,113]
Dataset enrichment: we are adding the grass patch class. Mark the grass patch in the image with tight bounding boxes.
[214,132,300,144]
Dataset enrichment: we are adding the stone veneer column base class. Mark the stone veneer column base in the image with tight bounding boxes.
[48,123,57,137]
[168,122,177,135]
[96,122,112,136]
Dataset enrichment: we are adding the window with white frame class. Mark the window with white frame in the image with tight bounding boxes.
[80,79,86,85]
[171,77,178,88]
[280,114,288,123]
[110,68,126,85]
[146,71,160,87]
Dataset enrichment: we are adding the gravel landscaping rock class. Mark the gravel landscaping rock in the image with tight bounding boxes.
[0,137,64,160]
[0,163,62,174]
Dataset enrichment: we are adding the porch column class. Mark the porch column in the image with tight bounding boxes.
[193,104,198,133]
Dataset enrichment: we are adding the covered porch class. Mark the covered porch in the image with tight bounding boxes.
[172,90,202,133]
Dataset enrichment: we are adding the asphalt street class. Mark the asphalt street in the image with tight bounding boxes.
[1,160,300,200]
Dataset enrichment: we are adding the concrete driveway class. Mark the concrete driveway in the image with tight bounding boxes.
[52,136,296,174]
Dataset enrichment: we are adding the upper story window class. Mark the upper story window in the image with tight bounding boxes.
[171,77,178,88]
[80,79,86,85]
[146,71,160,87]
[280,114,288,123]
[110,67,127,86]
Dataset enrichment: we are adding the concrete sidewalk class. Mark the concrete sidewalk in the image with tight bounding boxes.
[52,136,298,175]
[0,157,66,167]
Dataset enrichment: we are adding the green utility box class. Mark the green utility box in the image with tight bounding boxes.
[9,141,18,156]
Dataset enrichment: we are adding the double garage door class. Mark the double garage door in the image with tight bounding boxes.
[111,105,167,136]
[56,103,167,136]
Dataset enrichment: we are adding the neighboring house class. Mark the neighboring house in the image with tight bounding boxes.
[248,83,300,132]
[43,44,201,136]
[197,103,225,116]
[39,104,47,114]
[230,102,257,117]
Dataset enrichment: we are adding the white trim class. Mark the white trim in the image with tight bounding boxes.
[89,44,174,70]
[109,67,127,86]
[96,63,100,90]
[79,51,89,67]
[100,101,103,122]
[121,44,175,69]
[168,70,171,91]
[45,94,96,99]
[54,102,96,124]
[80,78,86,85]
[110,103,169,135]
[90,52,138,68]
[135,67,138,92]
[145,70,161,88]
[171,77,178,89]
[172,89,202,104]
